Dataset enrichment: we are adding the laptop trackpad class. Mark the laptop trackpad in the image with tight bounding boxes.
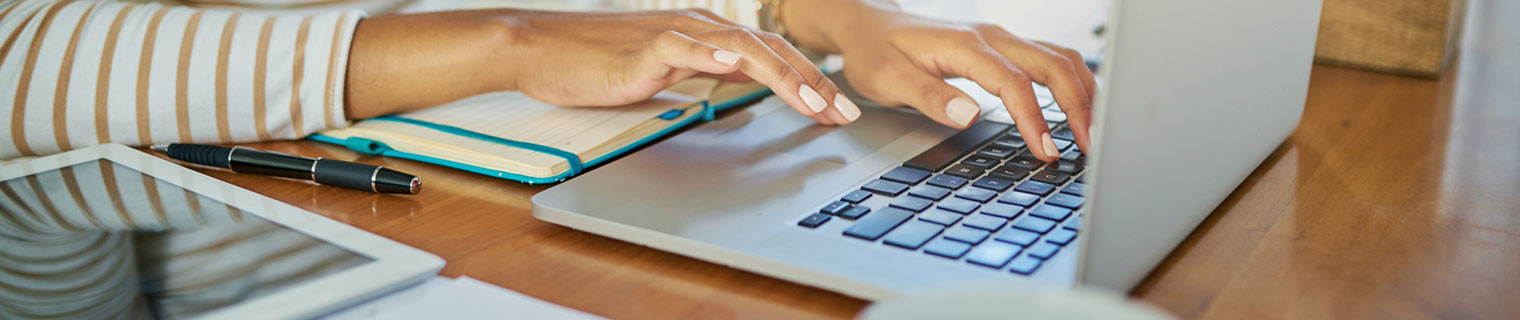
[710,100,932,165]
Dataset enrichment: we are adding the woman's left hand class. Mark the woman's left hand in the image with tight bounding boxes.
[782,0,1097,162]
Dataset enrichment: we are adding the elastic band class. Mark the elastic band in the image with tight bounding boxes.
[370,116,585,176]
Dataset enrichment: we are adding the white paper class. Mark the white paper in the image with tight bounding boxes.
[322,276,604,320]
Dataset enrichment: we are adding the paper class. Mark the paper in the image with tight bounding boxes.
[322,276,604,320]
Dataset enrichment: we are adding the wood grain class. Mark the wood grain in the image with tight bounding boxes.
[1315,0,1467,77]
[182,1,1518,318]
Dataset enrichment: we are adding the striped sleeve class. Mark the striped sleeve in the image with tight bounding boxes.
[613,0,763,28]
[0,0,364,159]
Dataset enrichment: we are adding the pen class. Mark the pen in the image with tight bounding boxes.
[152,143,420,195]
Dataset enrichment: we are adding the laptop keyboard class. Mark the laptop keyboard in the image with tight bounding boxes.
[797,107,1086,276]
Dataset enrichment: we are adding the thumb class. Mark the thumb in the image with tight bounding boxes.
[652,30,743,75]
[868,69,982,130]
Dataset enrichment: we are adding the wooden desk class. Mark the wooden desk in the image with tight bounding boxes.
[191,2,1518,318]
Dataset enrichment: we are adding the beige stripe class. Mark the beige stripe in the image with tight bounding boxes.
[140,173,168,225]
[288,16,312,137]
[173,10,203,142]
[181,188,204,224]
[97,160,135,227]
[23,176,79,231]
[0,0,42,64]
[135,6,170,146]
[213,13,240,142]
[0,182,46,234]
[10,1,72,157]
[251,15,275,141]
[322,14,347,128]
[55,168,103,229]
[226,203,243,221]
[0,1,22,23]
[95,3,142,143]
[51,3,100,152]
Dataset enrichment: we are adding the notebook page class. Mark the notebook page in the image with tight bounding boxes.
[399,91,702,158]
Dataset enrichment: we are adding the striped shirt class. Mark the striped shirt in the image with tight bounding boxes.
[1,0,762,161]
[2,1,763,317]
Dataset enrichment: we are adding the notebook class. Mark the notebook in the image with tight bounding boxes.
[309,79,771,184]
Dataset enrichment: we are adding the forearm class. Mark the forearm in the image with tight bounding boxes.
[780,0,905,54]
[344,10,519,119]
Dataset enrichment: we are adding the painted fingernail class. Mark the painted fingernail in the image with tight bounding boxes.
[835,93,861,122]
[946,97,979,127]
[1042,132,1060,158]
[799,84,827,113]
[713,50,741,66]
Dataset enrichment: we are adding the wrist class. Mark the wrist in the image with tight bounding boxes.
[779,0,904,53]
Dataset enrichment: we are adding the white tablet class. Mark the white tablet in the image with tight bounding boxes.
[0,143,443,319]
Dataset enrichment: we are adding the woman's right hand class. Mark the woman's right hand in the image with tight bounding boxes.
[346,9,859,125]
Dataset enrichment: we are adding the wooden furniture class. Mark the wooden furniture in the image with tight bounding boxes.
[182,1,1517,318]
[1315,0,1467,77]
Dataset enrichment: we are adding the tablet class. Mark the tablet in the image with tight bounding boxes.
[0,144,443,319]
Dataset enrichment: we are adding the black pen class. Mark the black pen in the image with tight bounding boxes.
[152,143,420,195]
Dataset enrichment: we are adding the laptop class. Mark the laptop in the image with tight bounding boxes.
[531,0,1322,298]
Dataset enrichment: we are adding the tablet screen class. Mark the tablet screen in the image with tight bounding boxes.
[0,159,372,319]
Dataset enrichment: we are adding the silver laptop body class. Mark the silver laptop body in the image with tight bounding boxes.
[532,0,1321,299]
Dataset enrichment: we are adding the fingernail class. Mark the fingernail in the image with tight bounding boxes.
[1042,132,1060,158]
[835,93,861,121]
[713,50,741,66]
[799,84,827,113]
[946,97,979,127]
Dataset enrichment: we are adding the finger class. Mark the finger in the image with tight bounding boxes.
[857,60,982,129]
[690,28,831,119]
[928,32,1059,161]
[652,31,743,75]
[754,31,860,124]
[983,32,1091,159]
[1034,40,1097,152]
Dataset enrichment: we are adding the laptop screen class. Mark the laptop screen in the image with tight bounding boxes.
[0,159,372,319]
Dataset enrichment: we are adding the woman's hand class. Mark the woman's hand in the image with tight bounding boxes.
[345,9,860,125]
[782,0,1097,162]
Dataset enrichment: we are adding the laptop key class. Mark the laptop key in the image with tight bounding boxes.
[918,209,963,226]
[926,174,969,190]
[966,242,1022,269]
[1008,256,1043,275]
[1046,193,1084,209]
[1046,228,1078,246]
[1064,215,1082,231]
[904,121,1010,171]
[924,239,973,259]
[972,177,1015,192]
[843,207,915,240]
[841,190,873,204]
[1052,138,1073,151]
[978,145,1018,159]
[989,165,1030,181]
[994,228,1041,246]
[883,220,946,249]
[1006,155,1045,171]
[839,206,871,220]
[1014,180,1057,196]
[1012,216,1058,234]
[979,203,1023,219]
[990,136,1026,149]
[1029,205,1072,221]
[862,179,909,196]
[1050,160,1084,174]
[890,197,934,212]
[798,213,831,228]
[962,155,1001,168]
[880,166,932,185]
[908,185,953,201]
[943,225,991,244]
[945,164,986,179]
[1075,174,1086,183]
[998,191,1041,208]
[1027,242,1061,260]
[1060,150,1085,161]
[1052,127,1075,141]
[1031,170,1071,185]
[937,197,982,214]
[962,214,1008,231]
[820,201,852,215]
[955,187,998,203]
[1060,183,1086,196]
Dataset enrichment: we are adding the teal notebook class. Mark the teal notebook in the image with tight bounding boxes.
[309,80,771,184]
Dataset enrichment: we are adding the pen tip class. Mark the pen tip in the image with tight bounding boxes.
[150,144,169,152]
